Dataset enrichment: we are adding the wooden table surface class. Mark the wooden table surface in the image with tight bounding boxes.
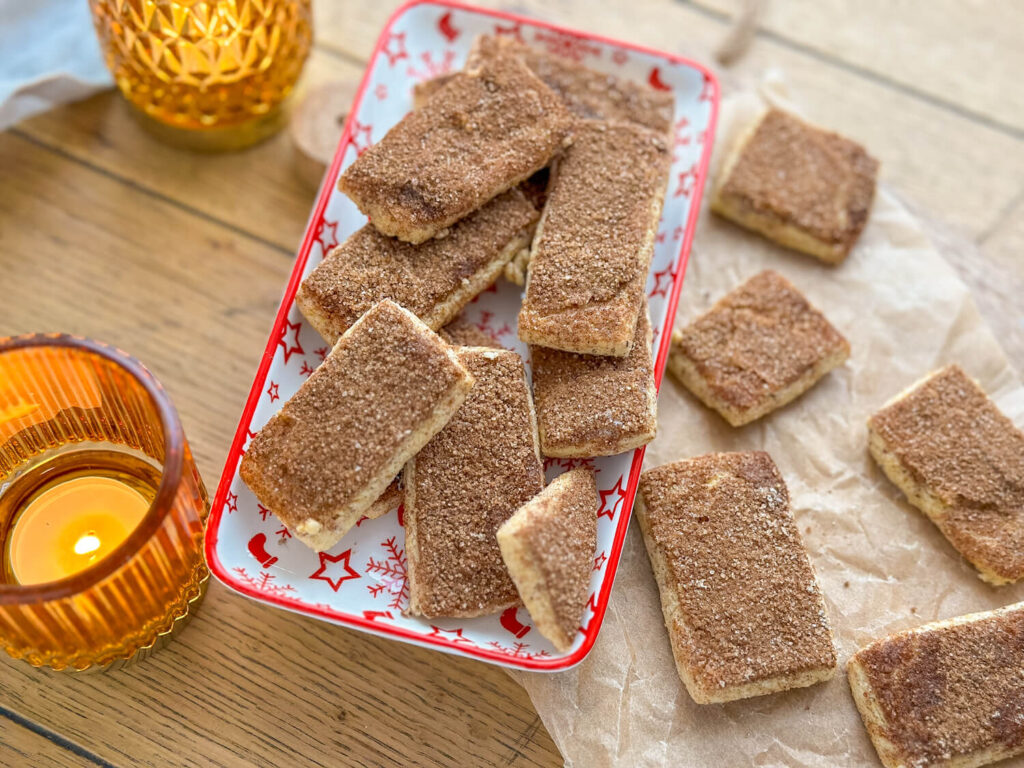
[1,1,1021,766]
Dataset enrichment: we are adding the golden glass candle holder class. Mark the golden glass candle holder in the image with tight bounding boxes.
[89,0,313,150]
[0,335,209,671]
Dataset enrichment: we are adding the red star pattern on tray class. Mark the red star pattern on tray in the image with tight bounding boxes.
[649,263,676,298]
[674,162,698,198]
[314,217,339,252]
[598,476,628,520]
[429,626,474,645]
[266,381,280,402]
[407,50,457,81]
[278,318,304,364]
[437,11,460,42]
[593,551,608,571]
[493,22,524,41]
[533,29,600,61]
[486,640,550,660]
[349,120,373,156]
[365,536,409,611]
[232,567,296,596]
[374,83,388,101]
[309,549,361,592]
[225,491,238,514]
[382,31,408,66]
[257,503,271,521]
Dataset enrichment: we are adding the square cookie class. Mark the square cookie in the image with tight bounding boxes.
[868,365,1024,584]
[668,270,850,426]
[712,108,878,264]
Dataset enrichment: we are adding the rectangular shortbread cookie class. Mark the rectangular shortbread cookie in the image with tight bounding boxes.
[668,270,850,426]
[868,365,1024,585]
[364,475,403,520]
[240,300,473,552]
[468,35,674,134]
[338,53,572,244]
[848,602,1024,768]
[297,189,538,343]
[711,108,878,265]
[636,451,837,704]
[531,301,657,457]
[405,348,545,617]
[518,119,670,356]
[497,468,598,652]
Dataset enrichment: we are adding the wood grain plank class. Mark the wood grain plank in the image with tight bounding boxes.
[12,49,364,253]
[691,0,1024,133]
[0,133,559,768]
[0,718,101,768]
[311,0,1024,241]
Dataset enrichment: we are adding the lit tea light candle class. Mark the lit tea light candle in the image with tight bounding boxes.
[7,475,150,585]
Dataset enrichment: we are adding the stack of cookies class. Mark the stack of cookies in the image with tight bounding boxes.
[242,36,677,653]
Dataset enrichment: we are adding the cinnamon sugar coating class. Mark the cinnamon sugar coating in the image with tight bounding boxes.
[297,189,537,342]
[518,119,670,356]
[406,348,544,617]
[869,365,1024,582]
[468,35,674,134]
[531,302,656,457]
[440,316,505,349]
[717,109,878,256]
[850,604,1024,768]
[637,452,836,698]
[240,300,471,551]
[673,270,849,414]
[338,53,572,243]
[500,468,598,648]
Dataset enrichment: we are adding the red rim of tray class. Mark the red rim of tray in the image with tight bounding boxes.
[204,0,720,671]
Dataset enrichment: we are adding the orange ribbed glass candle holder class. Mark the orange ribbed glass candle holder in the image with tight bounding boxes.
[0,335,208,671]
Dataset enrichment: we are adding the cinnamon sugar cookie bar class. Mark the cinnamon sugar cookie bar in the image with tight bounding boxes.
[518,119,671,356]
[668,270,850,426]
[338,54,572,244]
[364,475,403,520]
[849,602,1024,768]
[497,468,598,652]
[405,348,544,617]
[531,301,657,457]
[712,108,878,265]
[297,189,537,343]
[868,365,1024,584]
[636,452,837,704]
[411,72,457,109]
[468,35,674,134]
[439,316,504,349]
[240,300,473,552]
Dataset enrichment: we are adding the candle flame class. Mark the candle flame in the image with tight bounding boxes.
[74,533,102,556]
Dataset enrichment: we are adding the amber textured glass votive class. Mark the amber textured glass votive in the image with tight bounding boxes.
[0,335,208,671]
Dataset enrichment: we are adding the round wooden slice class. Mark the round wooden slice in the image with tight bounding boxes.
[290,79,360,190]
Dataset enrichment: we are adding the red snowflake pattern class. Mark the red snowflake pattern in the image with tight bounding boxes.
[257,503,271,521]
[598,476,628,520]
[363,609,394,621]
[699,74,715,103]
[275,525,292,540]
[673,224,685,241]
[299,360,314,377]
[674,163,698,198]
[314,346,328,361]
[232,567,296,596]
[365,536,409,611]
[382,31,408,66]
[493,22,524,42]
[407,50,457,82]
[374,83,388,101]
[278,318,304,363]
[486,641,550,660]
[611,50,628,65]
[532,30,600,61]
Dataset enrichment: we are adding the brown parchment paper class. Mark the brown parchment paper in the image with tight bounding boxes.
[508,85,1024,768]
